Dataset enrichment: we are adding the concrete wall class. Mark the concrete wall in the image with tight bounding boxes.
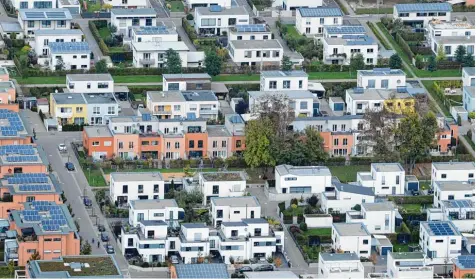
[304,214,332,228]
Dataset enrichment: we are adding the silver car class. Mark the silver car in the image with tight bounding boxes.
[170,255,179,264]
[58,143,67,152]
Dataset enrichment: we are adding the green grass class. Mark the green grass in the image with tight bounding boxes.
[302,228,331,237]
[307,72,354,79]
[419,181,430,190]
[133,93,144,101]
[81,0,101,12]
[421,80,452,117]
[393,243,418,253]
[0,266,24,278]
[98,27,112,41]
[367,22,391,50]
[328,165,370,183]
[85,168,107,187]
[401,204,421,213]
[109,46,125,52]
[464,135,475,151]
[167,1,184,12]
[356,7,393,14]
[17,76,66,84]
[415,68,462,78]
[285,24,301,39]
[211,74,260,82]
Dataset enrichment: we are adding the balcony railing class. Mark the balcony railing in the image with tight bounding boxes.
[140,58,156,65]
[397,266,433,272]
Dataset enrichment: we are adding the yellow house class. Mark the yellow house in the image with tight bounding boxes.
[383,93,415,114]
[50,93,87,125]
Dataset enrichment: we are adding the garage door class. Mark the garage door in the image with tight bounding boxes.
[407,182,419,191]
[381,247,393,256]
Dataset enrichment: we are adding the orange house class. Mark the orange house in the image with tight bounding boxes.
[0,81,16,104]
[329,132,354,156]
[185,132,208,159]
[7,202,80,266]
[114,133,140,160]
[0,67,10,82]
[139,134,162,159]
[83,126,114,160]
[436,122,458,153]
[163,135,185,159]
[0,145,48,178]
[230,135,245,155]
[0,107,32,145]
[453,255,475,278]
[0,173,62,219]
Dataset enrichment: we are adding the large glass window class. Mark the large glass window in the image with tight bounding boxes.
[201,18,216,26]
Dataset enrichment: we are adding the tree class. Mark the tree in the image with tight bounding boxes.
[352,204,361,211]
[102,3,112,10]
[436,45,446,62]
[29,251,41,261]
[165,49,182,74]
[390,18,404,34]
[55,57,65,71]
[80,240,92,255]
[427,56,437,72]
[389,54,402,69]
[244,118,275,171]
[307,194,318,207]
[455,45,466,63]
[463,52,475,67]
[251,94,295,138]
[274,257,282,268]
[281,55,293,71]
[350,53,365,72]
[7,260,14,276]
[95,59,108,73]
[302,126,327,164]
[235,100,248,114]
[216,48,228,61]
[204,50,222,76]
[414,54,424,69]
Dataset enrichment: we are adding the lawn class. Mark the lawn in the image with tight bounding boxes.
[356,7,393,14]
[81,0,101,12]
[98,27,112,41]
[421,80,452,117]
[414,68,462,78]
[328,165,369,183]
[302,228,332,237]
[400,204,421,213]
[17,76,66,84]
[109,46,125,53]
[84,167,107,187]
[0,266,24,278]
[285,24,301,39]
[167,1,184,12]
[393,243,418,253]
[211,74,260,82]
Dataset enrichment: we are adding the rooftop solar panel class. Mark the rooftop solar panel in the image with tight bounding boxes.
[299,7,343,17]
[209,5,222,12]
[48,42,90,54]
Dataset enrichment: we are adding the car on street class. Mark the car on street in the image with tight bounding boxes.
[170,255,179,264]
[106,245,115,254]
[83,197,92,207]
[98,225,106,232]
[58,143,67,152]
[254,265,274,272]
[65,162,75,171]
[101,232,109,242]
[236,266,253,274]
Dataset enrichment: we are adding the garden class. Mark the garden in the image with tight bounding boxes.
[89,20,132,62]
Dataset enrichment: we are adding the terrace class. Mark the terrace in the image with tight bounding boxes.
[201,171,245,181]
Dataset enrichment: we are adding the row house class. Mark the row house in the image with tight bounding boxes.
[259,70,308,91]
[248,91,316,118]
[0,145,48,178]
[427,200,475,233]
[428,19,474,59]
[433,116,459,154]
[419,221,462,265]
[0,108,33,146]
[295,7,343,36]
[210,196,261,228]
[433,181,474,208]
[393,3,452,28]
[431,161,474,187]
[18,9,73,37]
[346,202,399,234]
[66,73,114,94]
[323,35,378,65]
[110,172,165,206]
[357,163,405,195]
[320,182,375,214]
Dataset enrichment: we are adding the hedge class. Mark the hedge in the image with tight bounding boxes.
[62,124,88,131]
[388,195,433,204]
[88,20,109,56]
[401,32,424,42]
[410,46,433,56]
[182,17,197,41]
[367,22,391,50]
[396,33,413,60]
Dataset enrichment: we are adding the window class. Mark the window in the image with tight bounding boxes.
[299,80,303,89]
[381,79,389,88]
[237,36,242,40]
[283,80,291,89]
[366,58,373,64]
[217,210,223,218]
[250,35,255,40]
[26,196,35,202]
[274,51,280,57]
[175,142,180,148]
[448,195,454,200]
[263,35,268,39]
[333,139,339,145]
[254,228,261,236]
[98,82,109,89]
[300,102,307,110]
[27,21,34,28]
[107,106,115,115]
[375,225,381,230]
[198,140,203,148]
[332,124,337,131]
[138,185,143,193]
[469,173,474,178]
[221,141,227,147]
[357,103,363,109]
[153,184,159,193]
[168,83,179,90]
[123,185,128,194]
[201,18,216,26]
[228,18,236,25]
[92,141,99,146]
[212,185,219,194]
[284,177,297,181]
[333,18,338,24]
[151,141,158,146]
[189,140,195,148]
[441,174,447,179]
[20,1,28,8]
[41,20,51,28]
[396,176,400,184]
[27,249,36,253]
[438,12,446,16]
[382,176,386,185]
[174,105,181,111]
[363,240,368,244]
[93,107,100,115]
[145,18,152,26]
[236,140,242,148]
[320,18,324,24]
[256,51,261,57]
[269,81,277,89]
[436,240,444,243]
[450,239,456,244]
[367,48,373,53]
[343,138,348,145]
[341,124,346,131]
[76,107,83,113]
[445,46,451,55]
[129,142,134,149]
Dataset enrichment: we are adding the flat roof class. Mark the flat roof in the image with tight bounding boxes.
[67,73,113,82]
[333,223,370,236]
[200,171,246,182]
[230,39,282,49]
[175,263,228,279]
[347,88,412,100]
[433,35,474,45]
[0,109,29,139]
[182,91,217,102]
[390,252,425,260]
[325,25,366,35]
[111,8,156,16]
[147,91,186,103]
[298,7,343,17]
[133,26,175,35]
[49,42,90,54]
[435,181,474,191]
[130,199,178,210]
[249,90,314,99]
[325,35,376,46]
[83,126,112,138]
[358,68,405,76]
[395,3,452,13]
[111,172,163,182]
[211,196,260,207]
[0,22,22,32]
[463,67,475,76]
[372,163,404,172]
[432,161,475,170]
[133,41,189,51]
[19,9,72,20]
[242,218,268,224]
[244,271,298,279]
[362,202,395,211]
[320,253,359,262]
[163,73,211,80]
[442,200,474,209]
[421,221,461,236]
[182,223,207,229]
[207,125,231,137]
[196,6,247,16]
[261,70,308,78]
[35,29,83,36]
[52,93,85,104]
[453,255,475,270]
[276,164,331,177]
[0,145,47,166]
[82,93,117,104]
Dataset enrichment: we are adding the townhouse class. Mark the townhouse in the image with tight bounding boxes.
[317,253,364,279]
[163,73,212,91]
[295,7,343,36]
[83,93,119,126]
[428,19,474,59]
[7,201,80,266]
[433,181,474,208]
[434,116,459,154]
[452,255,475,279]
[393,3,452,27]
[275,164,332,194]
[206,126,231,158]
[248,91,316,118]
[210,196,261,227]
[259,70,308,91]
[82,126,113,160]
[198,171,247,204]
[346,202,398,234]
[26,255,123,278]
[331,223,371,256]
[320,182,375,214]
[462,67,475,87]
[419,221,462,265]
[225,114,246,155]
[386,252,433,279]
[228,40,283,67]
[0,145,49,178]
[228,24,272,41]
[66,74,114,94]
[323,35,378,65]
[194,6,249,36]
[428,200,474,232]
[186,0,231,9]
[345,87,415,115]
[110,9,157,37]
[463,86,474,113]
[18,9,73,36]
[356,163,406,195]
[33,29,84,63]
[0,109,32,146]
[109,172,165,206]
[48,42,91,71]
[357,68,406,90]
[431,162,475,185]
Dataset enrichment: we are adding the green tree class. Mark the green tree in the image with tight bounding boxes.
[165,49,182,74]
[349,53,365,73]
[427,56,437,72]
[81,240,92,255]
[204,50,222,76]
[455,45,467,63]
[281,55,293,71]
[414,54,424,69]
[7,260,14,276]
[302,126,327,164]
[463,52,475,67]
[55,57,65,71]
[436,45,446,62]
[244,118,275,171]
[389,54,402,69]
[95,59,108,73]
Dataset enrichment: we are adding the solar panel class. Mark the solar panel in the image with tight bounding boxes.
[236,24,266,33]
[298,7,343,17]
[326,26,366,34]
[24,12,44,18]
[45,12,66,19]
[428,222,456,236]
[135,26,169,35]
[48,42,90,54]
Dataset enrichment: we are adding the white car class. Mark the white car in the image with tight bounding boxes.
[58,143,67,152]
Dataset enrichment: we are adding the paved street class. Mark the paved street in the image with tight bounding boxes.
[76,20,103,63]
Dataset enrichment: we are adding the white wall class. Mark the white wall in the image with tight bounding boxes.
[200,179,246,205]
[275,170,332,194]
[318,257,364,279]
[12,0,56,10]
[431,163,475,185]
[211,204,261,227]
[194,12,249,35]
[282,0,322,10]
[186,0,231,9]
[228,43,283,65]
[229,31,272,41]
[50,52,90,71]
[320,191,375,214]
[110,176,165,203]
[323,40,378,65]
[260,76,308,91]
[419,227,462,265]
[103,0,148,8]
[67,79,114,94]
[304,214,333,228]
[19,18,72,36]
[357,73,406,89]
[393,9,451,27]
[296,14,342,35]
[332,230,371,256]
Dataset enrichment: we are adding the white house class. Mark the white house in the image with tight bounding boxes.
[194,6,249,36]
[323,35,378,65]
[131,41,204,68]
[228,40,283,67]
[386,252,433,279]
[177,223,211,264]
[11,0,56,10]
[109,172,165,206]
[129,26,179,46]
[162,73,212,91]
[18,9,72,36]
[428,20,474,59]
[431,162,475,186]
[33,29,83,62]
[275,164,332,195]
[83,93,119,125]
[279,0,322,11]
[48,41,90,71]
[66,74,114,93]
[248,91,316,118]
[419,221,462,265]
[103,0,148,9]
[128,199,184,227]
[463,86,475,113]
[317,253,365,279]
[228,24,272,41]
[357,163,406,195]
[324,25,366,38]
[185,0,231,9]
[110,8,157,38]
[345,87,384,115]
[462,67,475,87]
[357,68,406,89]
[427,200,475,233]
[433,181,475,208]
[57,0,80,15]
[332,223,371,256]
[295,7,343,36]
[210,196,261,227]
[393,3,452,28]
[346,202,398,234]
[198,171,247,204]
[320,182,375,214]
[260,70,308,91]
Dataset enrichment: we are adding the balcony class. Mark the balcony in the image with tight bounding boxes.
[346,211,364,220]
[325,53,346,61]
[56,110,73,118]
[397,266,433,272]
[154,109,172,115]
[140,58,156,65]
[199,108,218,115]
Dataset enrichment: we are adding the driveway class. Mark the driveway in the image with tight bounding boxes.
[75,20,103,62]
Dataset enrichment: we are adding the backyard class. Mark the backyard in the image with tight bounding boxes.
[421,80,452,117]
[166,0,185,12]
[290,224,332,262]
[328,165,369,183]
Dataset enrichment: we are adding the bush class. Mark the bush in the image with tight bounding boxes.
[388,195,433,204]
[182,17,197,41]
[290,198,298,205]
[186,13,193,20]
[88,20,109,56]
[307,195,318,207]
[396,33,413,60]
[141,262,150,268]
[299,222,308,231]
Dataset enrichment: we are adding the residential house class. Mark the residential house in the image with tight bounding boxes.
[317,253,365,279]
[83,93,119,126]
[176,223,211,264]
[463,86,474,112]
[66,74,114,93]
[419,221,462,265]
[50,93,87,126]
[198,171,247,204]
[11,0,56,10]
[345,87,414,115]
[346,202,398,234]
[0,145,48,178]
[128,199,184,227]
[110,9,157,37]
[248,91,316,118]
[452,255,475,279]
[103,0,148,9]
[323,25,366,38]
[131,40,204,68]
[82,126,113,160]
[228,24,272,41]
[171,264,228,279]
[0,109,32,146]
[162,73,212,91]
[0,22,24,39]
[357,163,406,195]
[228,40,283,67]
[428,19,474,59]
[393,3,452,27]
[18,9,73,36]
[323,35,378,65]
[331,223,371,256]
[295,7,343,36]
[33,29,83,65]
[109,172,165,206]
[275,164,333,195]
[225,114,246,155]
[427,200,475,233]
[433,181,474,207]
[357,68,406,89]
[128,26,179,45]
[386,252,433,279]
[259,70,308,91]
[279,0,322,11]
[431,162,475,185]
[206,125,231,158]
[48,42,91,71]
[462,67,475,86]
[320,182,375,214]
[194,6,249,36]
[185,0,231,9]
[210,196,261,227]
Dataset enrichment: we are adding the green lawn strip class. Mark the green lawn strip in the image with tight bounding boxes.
[98,27,112,41]
[421,80,452,117]
[400,204,421,213]
[212,74,260,82]
[367,22,391,50]
[463,135,475,150]
[419,181,430,190]
[302,228,331,237]
[113,75,163,83]
[356,8,393,14]
[85,168,107,187]
[308,72,354,79]
[17,76,65,84]
[392,243,418,253]
[328,165,369,183]
[0,266,24,278]
[285,24,301,39]
[168,1,184,12]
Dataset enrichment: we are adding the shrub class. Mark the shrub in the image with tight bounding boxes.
[141,262,149,268]
[290,198,298,205]
[186,13,193,20]
[388,195,433,204]
[299,222,308,231]
[307,195,318,207]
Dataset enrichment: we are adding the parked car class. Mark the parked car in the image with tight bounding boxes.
[101,232,109,242]
[170,255,179,264]
[83,197,92,207]
[106,245,115,254]
[58,143,67,152]
[236,266,253,274]
[254,265,274,272]
[98,225,106,232]
[65,162,75,171]
[411,190,420,196]
[427,189,434,195]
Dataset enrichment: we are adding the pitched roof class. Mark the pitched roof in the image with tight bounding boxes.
[298,7,343,17]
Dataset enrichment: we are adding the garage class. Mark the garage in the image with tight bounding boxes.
[374,235,393,256]
[405,175,420,191]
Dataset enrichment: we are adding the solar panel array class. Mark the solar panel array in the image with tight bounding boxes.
[49,42,90,54]
[428,222,455,236]
[19,184,51,191]
[8,175,48,184]
[6,156,38,162]
[457,256,475,269]
[136,26,169,35]
[175,263,229,279]
[298,7,343,17]
[326,26,366,34]
[209,5,222,12]
[0,110,24,136]
[24,11,68,19]
[0,145,35,155]
[236,24,266,32]
[448,200,473,208]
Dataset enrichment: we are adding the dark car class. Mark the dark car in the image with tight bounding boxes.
[65,162,75,171]
[254,265,274,272]
[411,190,420,196]
[101,232,109,242]
[98,225,106,232]
[83,197,92,206]
[236,266,253,274]
[427,189,434,195]
[106,245,115,254]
